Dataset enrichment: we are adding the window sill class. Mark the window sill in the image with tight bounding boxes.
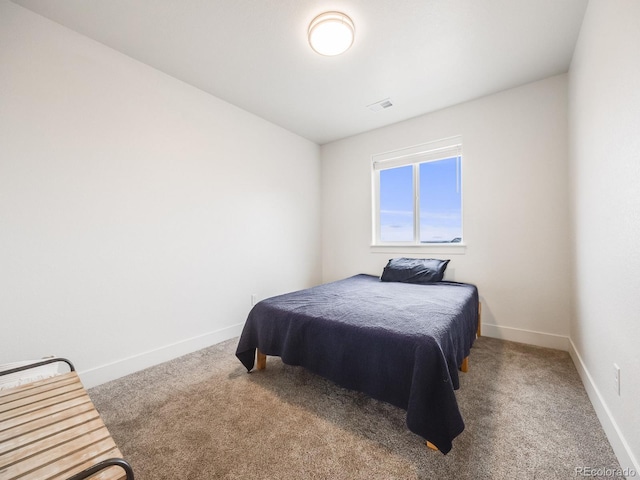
[370,243,467,255]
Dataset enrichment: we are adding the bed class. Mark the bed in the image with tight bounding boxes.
[235,268,479,454]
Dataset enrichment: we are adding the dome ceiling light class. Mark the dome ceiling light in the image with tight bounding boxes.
[308,11,355,56]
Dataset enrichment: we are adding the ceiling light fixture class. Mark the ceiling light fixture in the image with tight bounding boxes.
[308,11,355,56]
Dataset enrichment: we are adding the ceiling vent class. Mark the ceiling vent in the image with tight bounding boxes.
[367,98,393,112]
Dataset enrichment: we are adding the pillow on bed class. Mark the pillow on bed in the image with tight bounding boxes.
[380,258,450,284]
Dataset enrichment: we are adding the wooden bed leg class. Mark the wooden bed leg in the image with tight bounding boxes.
[426,441,439,451]
[460,356,469,373]
[256,349,266,370]
[477,301,482,337]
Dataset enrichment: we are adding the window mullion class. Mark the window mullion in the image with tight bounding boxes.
[373,170,381,244]
[413,163,420,244]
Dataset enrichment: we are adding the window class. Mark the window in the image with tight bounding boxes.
[372,137,463,245]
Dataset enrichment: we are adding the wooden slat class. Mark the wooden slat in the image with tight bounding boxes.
[0,372,130,480]
[1,430,116,479]
[0,418,106,467]
[0,373,80,406]
[89,466,128,480]
[0,393,92,433]
[0,382,87,421]
[0,409,100,456]
[0,402,97,444]
[0,380,84,416]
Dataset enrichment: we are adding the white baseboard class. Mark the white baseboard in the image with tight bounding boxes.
[79,322,245,389]
[481,323,570,351]
[568,339,640,478]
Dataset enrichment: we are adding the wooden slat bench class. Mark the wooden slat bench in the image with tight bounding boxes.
[0,358,133,480]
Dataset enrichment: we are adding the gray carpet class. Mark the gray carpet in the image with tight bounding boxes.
[89,337,621,479]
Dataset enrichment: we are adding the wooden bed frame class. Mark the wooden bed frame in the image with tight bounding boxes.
[254,301,482,453]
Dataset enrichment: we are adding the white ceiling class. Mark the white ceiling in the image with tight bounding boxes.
[12,0,588,145]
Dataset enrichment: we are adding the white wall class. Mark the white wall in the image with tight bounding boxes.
[568,0,640,473]
[0,1,321,387]
[2,0,637,471]
[321,75,571,350]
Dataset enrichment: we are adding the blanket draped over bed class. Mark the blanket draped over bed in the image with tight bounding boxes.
[235,274,479,454]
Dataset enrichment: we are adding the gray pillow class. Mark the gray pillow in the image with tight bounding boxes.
[380,258,450,284]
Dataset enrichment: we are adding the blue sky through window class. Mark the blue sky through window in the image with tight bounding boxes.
[379,157,461,243]
[380,165,413,242]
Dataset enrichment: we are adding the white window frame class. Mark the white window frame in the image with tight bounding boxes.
[371,136,464,249]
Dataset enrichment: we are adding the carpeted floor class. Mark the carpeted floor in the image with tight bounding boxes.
[89,336,621,479]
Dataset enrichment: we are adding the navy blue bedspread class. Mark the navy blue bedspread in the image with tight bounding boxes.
[235,274,479,454]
